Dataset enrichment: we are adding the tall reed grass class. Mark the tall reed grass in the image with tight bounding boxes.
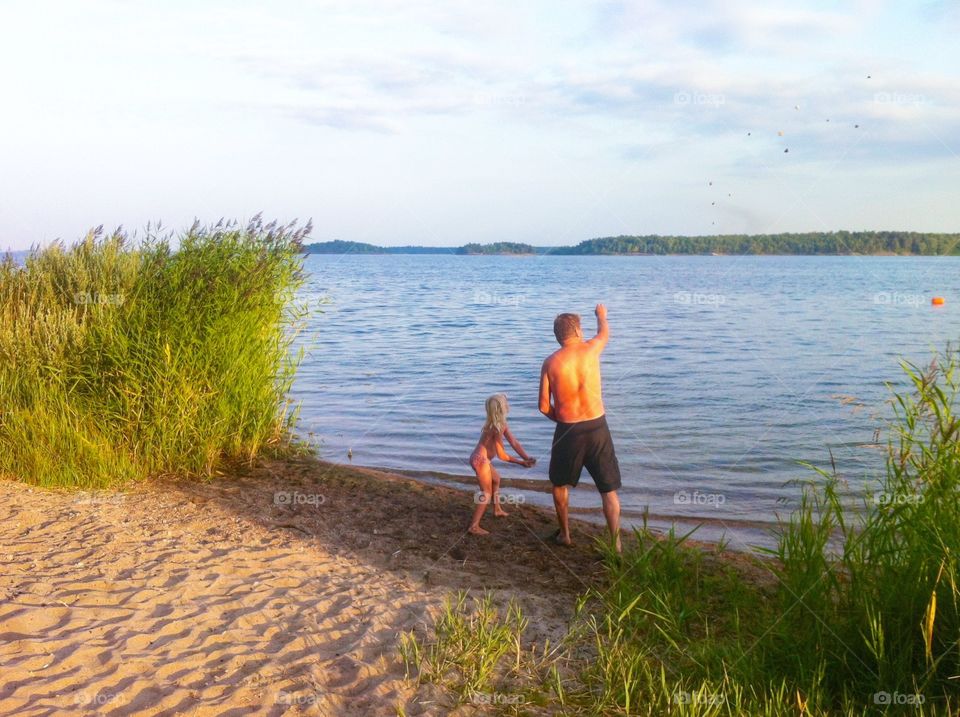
[0,217,307,488]
[762,352,960,711]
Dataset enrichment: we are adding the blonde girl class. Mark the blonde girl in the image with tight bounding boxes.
[468,394,535,535]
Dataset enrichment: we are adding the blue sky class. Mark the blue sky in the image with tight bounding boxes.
[1,0,958,249]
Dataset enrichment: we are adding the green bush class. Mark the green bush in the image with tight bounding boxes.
[0,217,307,488]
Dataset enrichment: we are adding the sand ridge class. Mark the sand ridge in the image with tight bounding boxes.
[2,482,441,715]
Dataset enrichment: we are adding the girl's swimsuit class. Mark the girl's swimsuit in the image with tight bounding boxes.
[469,448,490,470]
[469,427,497,470]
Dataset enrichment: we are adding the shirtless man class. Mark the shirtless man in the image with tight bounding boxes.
[539,304,622,551]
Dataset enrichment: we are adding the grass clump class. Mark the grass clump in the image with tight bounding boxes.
[0,217,308,488]
[400,592,554,712]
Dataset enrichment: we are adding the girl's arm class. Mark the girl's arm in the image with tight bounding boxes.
[503,426,532,460]
[495,436,525,464]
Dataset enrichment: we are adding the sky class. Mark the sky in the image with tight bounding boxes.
[1,0,958,250]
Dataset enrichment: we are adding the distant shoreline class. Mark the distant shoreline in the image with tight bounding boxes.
[7,232,960,258]
[303,232,960,257]
[303,249,933,257]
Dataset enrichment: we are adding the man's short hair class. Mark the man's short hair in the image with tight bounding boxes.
[554,313,581,343]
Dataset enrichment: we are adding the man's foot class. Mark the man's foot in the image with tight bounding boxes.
[548,528,573,547]
[468,525,490,535]
[494,509,510,517]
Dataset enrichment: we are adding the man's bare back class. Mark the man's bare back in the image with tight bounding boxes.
[539,304,608,423]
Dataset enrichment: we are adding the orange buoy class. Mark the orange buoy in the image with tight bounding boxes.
[932,296,945,306]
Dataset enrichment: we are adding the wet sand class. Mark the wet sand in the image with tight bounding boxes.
[365,463,781,549]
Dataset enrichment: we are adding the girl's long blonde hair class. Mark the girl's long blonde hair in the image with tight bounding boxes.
[484,393,509,433]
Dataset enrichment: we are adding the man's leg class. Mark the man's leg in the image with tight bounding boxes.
[601,490,622,553]
[552,485,572,545]
[586,418,622,553]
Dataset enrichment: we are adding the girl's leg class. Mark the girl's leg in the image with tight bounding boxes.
[492,468,509,516]
[469,462,493,535]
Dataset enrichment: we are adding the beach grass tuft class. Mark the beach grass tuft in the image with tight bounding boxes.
[400,591,558,711]
[0,217,308,488]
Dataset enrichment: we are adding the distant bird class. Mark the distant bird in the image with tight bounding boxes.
[347,448,353,461]
[709,181,713,186]
[728,193,732,197]
[784,148,789,153]
[826,118,830,122]
[854,124,860,128]
[712,201,716,205]
[778,131,784,136]
[867,75,872,79]
[747,132,751,136]
[794,105,800,110]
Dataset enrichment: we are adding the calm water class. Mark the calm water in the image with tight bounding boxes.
[292,254,960,547]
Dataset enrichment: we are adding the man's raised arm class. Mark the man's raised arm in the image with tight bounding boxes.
[588,303,609,350]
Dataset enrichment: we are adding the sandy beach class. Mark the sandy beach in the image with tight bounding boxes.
[1,458,619,716]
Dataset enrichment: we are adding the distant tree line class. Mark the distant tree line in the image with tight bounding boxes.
[553,232,960,256]
[457,242,536,255]
[303,232,960,256]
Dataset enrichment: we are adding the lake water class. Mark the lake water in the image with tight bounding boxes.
[292,254,960,548]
